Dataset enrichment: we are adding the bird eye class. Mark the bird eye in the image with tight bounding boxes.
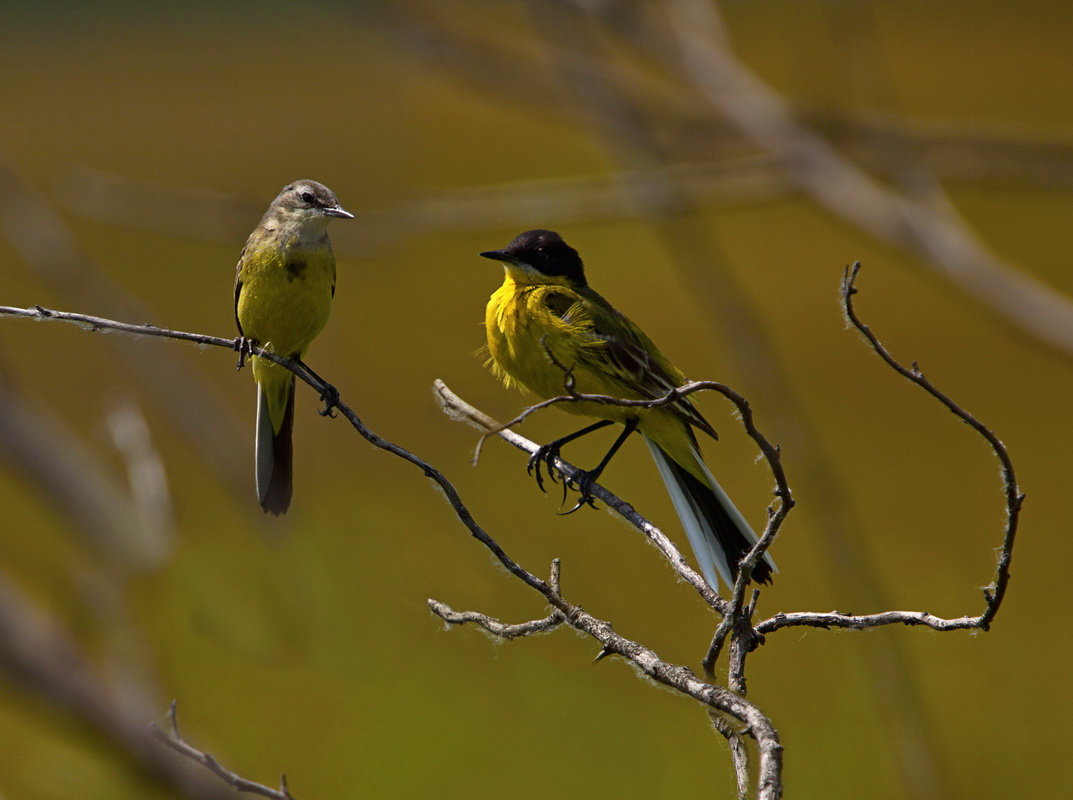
[300,191,315,204]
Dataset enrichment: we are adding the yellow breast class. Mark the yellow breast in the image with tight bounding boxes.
[485,279,641,423]
[237,236,336,360]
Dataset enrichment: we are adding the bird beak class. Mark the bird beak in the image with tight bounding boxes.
[479,249,510,262]
[324,205,355,219]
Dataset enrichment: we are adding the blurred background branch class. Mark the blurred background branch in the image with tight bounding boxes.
[0,374,164,565]
[659,0,1073,356]
[0,161,249,499]
[0,570,232,800]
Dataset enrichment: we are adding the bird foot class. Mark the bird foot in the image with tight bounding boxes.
[318,384,340,417]
[526,442,563,493]
[233,336,259,370]
[559,470,600,515]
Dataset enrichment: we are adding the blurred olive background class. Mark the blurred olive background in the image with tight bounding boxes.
[1,1,1070,798]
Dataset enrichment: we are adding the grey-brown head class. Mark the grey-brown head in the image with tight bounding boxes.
[267,179,354,221]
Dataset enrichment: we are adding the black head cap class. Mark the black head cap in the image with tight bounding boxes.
[273,179,354,218]
[480,229,586,286]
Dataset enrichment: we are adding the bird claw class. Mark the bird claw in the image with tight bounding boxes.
[527,443,562,493]
[559,470,600,515]
[318,384,340,417]
[526,442,601,512]
[234,336,259,370]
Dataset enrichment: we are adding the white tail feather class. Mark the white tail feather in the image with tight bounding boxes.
[255,387,272,506]
[645,437,773,591]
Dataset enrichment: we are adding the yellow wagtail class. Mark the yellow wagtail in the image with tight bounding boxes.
[234,180,353,514]
[480,229,774,590]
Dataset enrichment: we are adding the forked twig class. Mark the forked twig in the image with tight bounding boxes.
[429,560,566,639]
[752,263,1022,637]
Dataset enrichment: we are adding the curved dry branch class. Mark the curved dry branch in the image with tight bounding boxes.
[427,560,784,800]
[152,703,294,800]
[432,264,1022,799]
[429,600,565,639]
[753,264,1021,637]
[0,303,548,593]
[756,608,994,636]
[436,373,795,611]
[435,380,732,614]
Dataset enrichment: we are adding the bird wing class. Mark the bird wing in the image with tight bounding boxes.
[541,287,718,440]
[233,238,253,337]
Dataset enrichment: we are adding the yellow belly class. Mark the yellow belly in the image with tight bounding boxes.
[237,242,335,429]
[237,251,334,360]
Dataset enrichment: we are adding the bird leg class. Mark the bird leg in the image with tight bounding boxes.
[296,359,341,417]
[527,420,614,493]
[561,419,639,515]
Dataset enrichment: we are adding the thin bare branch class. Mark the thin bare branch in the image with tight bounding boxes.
[151,702,295,800]
[838,262,1020,630]
[756,608,995,635]
[434,379,730,615]
[429,559,567,639]
[751,264,1021,637]
[429,601,565,639]
[0,304,242,351]
[710,711,750,800]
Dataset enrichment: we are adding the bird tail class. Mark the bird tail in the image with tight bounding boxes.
[644,437,775,591]
[255,374,295,515]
